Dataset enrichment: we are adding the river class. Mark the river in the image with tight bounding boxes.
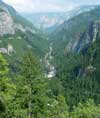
[44,43,56,78]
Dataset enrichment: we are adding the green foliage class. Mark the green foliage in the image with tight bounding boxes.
[0,51,100,118]
[15,51,48,118]
[0,54,16,118]
[46,95,69,118]
[53,38,100,107]
[47,79,64,97]
[71,99,100,118]
[0,54,9,76]
[13,52,69,118]
[0,30,49,61]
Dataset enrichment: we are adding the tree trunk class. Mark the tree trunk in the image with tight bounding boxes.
[28,86,32,118]
[28,101,32,118]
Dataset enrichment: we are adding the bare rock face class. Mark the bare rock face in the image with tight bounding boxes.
[0,11,15,36]
[75,21,100,53]
[0,9,35,36]
[66,21,100,53]
[14,23,26,32]
[7,44,14,54]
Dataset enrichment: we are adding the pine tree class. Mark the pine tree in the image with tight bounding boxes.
[0,54,16,118]
[17,51,48,118]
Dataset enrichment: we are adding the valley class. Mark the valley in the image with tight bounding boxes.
[0,0,100,117]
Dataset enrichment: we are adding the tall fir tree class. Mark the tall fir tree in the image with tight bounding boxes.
[0,54,16,118]
[17,51,48,118]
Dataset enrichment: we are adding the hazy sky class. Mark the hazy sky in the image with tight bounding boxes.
[3,0,100,13]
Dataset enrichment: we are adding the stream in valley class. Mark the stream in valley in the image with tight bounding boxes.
[44,43,56,78]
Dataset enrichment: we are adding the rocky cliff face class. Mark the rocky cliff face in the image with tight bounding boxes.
[66,21,100,53]
[0,0,36,36]
[0,7,33,36]
[50,6,100,57]
[0,10,15,36]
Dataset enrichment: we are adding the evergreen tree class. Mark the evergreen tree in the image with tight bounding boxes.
[17,51,48,118]
[0,54,16,118]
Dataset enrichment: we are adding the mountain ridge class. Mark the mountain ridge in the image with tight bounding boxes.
[49,5,100,55]
[0,0,49,60]
[21,5,95,33]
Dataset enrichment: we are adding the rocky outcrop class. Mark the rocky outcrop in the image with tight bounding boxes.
[0,44,14,55]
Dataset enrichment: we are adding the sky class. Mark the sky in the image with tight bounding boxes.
[3,0,100,13]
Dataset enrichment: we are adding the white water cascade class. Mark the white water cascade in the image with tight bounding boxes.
[44,43,56,78]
